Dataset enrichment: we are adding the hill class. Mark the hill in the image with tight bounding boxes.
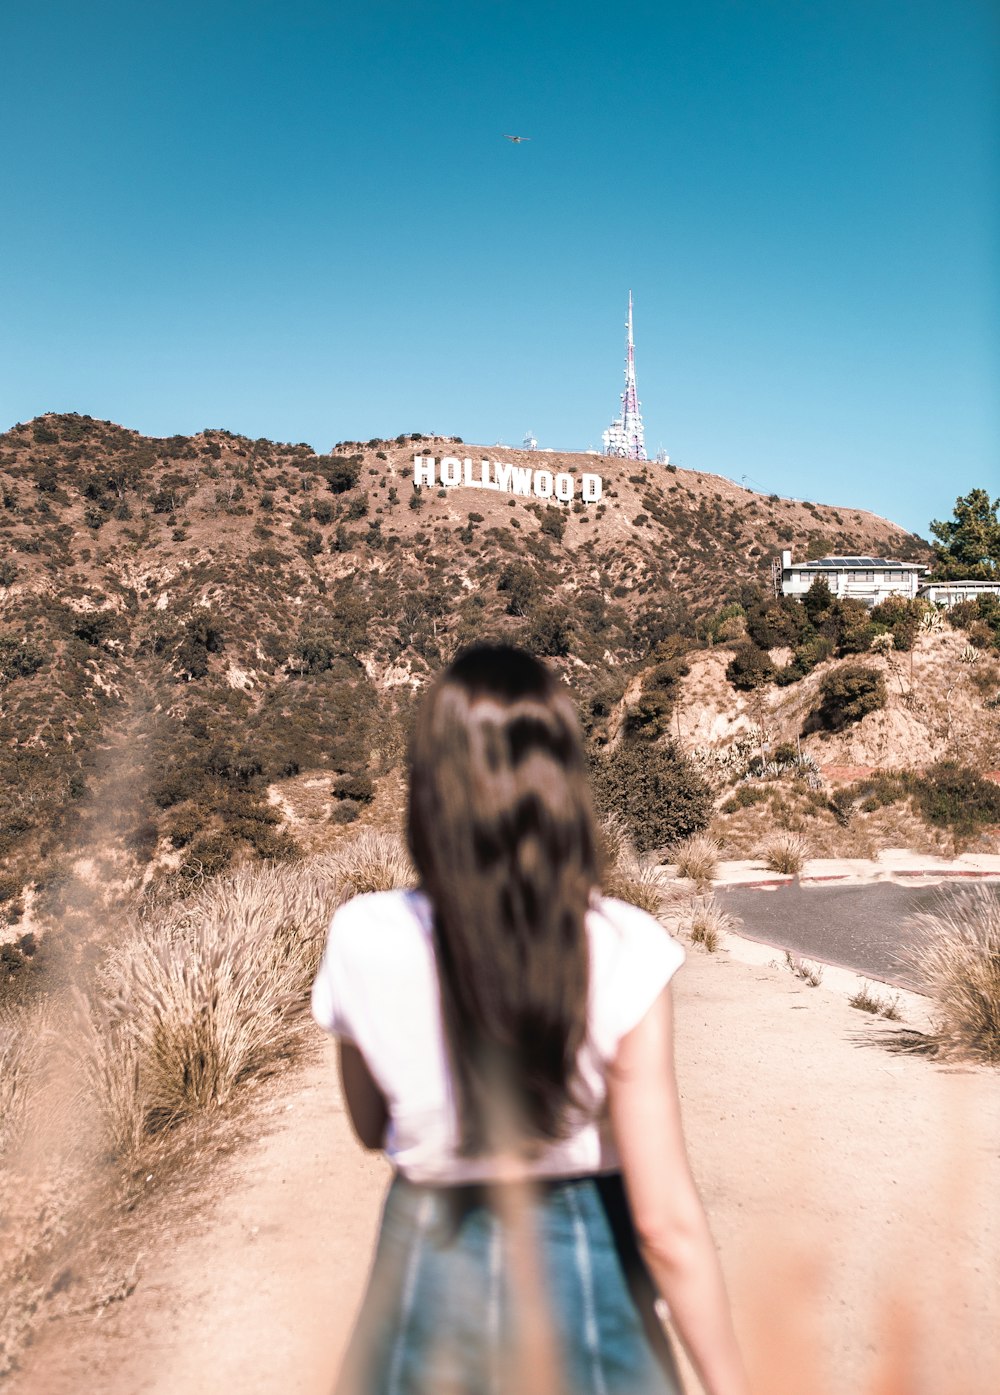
[0,412,936,943]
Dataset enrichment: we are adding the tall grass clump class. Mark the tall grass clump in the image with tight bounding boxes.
[316,827,414,899]
[671,833,721,888]
[686,895,737,953]
[599,817,675,916]
[0,1003,51,1160]
[82,860,350,1151]
[763,832,808,875]
[908,889,1000,1061]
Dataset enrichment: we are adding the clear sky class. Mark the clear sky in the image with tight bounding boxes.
[1,0,996,538]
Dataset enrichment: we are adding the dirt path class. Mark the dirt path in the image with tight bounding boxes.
[8,949,999,1395]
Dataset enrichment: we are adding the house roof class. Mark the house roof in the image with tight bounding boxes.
[791,556,924,571]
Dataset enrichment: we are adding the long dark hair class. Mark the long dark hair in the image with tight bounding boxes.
[407,644,601,1156]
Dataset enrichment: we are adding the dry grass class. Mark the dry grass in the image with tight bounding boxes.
[599,816,680,916]
[670,833,721,888]
[81,862,343,1147]
[313,826,414,899]
[908,888,1000,1061]
[849,981,902,1020]
[74,836,415,1160]
[763,832,808,875]
[784,950,824,987]
[686,895,737,953]
[0,1002,52,1160]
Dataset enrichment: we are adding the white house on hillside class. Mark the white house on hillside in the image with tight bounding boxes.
[918,578,1000,608]
[779,550,927,606]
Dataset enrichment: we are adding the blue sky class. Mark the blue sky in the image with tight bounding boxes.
[1,0,996,538]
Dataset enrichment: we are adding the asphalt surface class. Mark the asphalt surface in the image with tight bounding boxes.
[716,881,1000,991]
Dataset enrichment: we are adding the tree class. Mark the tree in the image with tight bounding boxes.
[930,489,1000,579]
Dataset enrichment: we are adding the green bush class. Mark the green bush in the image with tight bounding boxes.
[0,636,44,684]
[914,762,1000,836]
[721,785,770,812]
[870,597,921,652]
[775,633,835,686]
[321,455,362,494]
[725,643,775,691]
[333,772,374,803]
[806,664,886,733]
[589,740,711,853]
[526,607,573,658]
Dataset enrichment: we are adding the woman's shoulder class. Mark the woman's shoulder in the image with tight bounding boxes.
[589,893,674,943]
[587,894,685,979]
[328,887,429,948]
[586,895,685,1049]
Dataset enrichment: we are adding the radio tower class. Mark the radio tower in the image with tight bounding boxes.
[602,291,646,460]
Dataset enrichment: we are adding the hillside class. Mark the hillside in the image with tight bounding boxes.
[0,412,935,942]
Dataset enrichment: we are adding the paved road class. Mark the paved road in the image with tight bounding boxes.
[716,881,1000,990]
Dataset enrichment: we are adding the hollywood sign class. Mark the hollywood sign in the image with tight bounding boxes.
[413,455,604,505]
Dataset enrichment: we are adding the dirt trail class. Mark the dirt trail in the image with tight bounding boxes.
[8,951,1000,1395]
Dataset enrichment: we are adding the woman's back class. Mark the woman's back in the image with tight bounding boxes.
[312,888,685,1185]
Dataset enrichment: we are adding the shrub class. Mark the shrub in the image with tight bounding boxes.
[590,740,711,854]
[762,831,807,875]
[333,772,374,803]
[496,561,539,617]
[670,833,720,886]
[870,597,921,652]
[322,455,362,493]
[721,784,770,812]
[0,637,44,684]
[908,888,1000,1059]
[806,664,886,733]
[913,761,1000,835]
[775,633,835,686]
[726,643,775,691]
[181,829,237,878]
[525,607,573,658]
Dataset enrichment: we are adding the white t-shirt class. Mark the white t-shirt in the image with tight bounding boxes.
[311,889,684,1185]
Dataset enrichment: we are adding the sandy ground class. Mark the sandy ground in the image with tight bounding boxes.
[7,942,999,1395]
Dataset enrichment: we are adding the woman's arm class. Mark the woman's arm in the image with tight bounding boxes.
[338,1043,389,1150]
[607,985,751,1395]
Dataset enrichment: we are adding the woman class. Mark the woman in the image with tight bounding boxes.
[312,644,750,1395]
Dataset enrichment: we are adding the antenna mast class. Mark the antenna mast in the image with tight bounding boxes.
[602,290,647,460]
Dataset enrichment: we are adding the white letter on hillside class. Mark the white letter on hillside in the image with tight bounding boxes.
[510,466,533,496]
[494,462,513,493]
[555,473,573,503]
[533,470,553,499]
[463,459,482,489]
[440,456,462,487]
[413,454,435,487]
[480,460,498,489]
[581,472,603,503]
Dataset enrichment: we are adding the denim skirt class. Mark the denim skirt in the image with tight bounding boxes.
[335,1172,681,1395]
